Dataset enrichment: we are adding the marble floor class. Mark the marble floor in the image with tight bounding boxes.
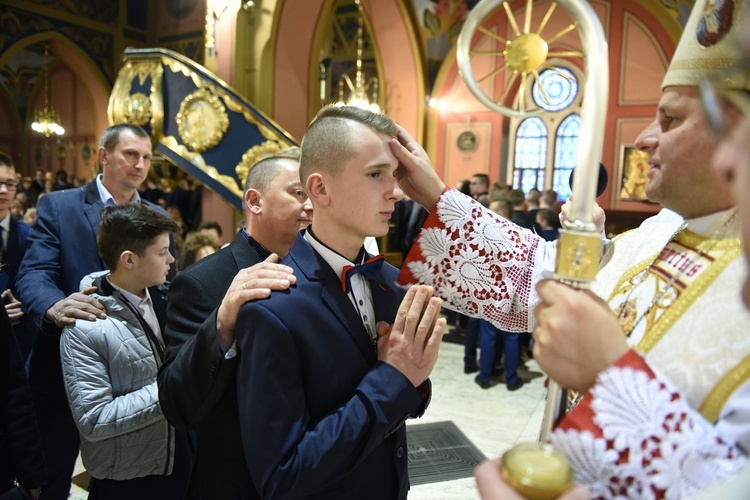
[69,340,547,499]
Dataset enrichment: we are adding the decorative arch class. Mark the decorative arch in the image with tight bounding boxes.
[271,0,424,141]
[1,31,110,176]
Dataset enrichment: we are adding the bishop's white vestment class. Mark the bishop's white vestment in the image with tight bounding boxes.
[399,189,750,498]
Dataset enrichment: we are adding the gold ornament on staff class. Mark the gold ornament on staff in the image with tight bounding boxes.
[457,0,609,495]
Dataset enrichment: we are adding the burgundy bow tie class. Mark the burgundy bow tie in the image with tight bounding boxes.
[340,254,385,293]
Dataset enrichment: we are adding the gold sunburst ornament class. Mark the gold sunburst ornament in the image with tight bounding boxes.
[457,0,584,117]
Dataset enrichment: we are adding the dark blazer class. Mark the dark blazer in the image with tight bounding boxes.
[159,230,261,499]
[0,305,47,495]
[0,217,35,360]
[236,233,429,500]
[0,216,30,293]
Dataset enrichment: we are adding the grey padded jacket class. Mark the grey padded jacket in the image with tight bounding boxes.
[60,271,174,480]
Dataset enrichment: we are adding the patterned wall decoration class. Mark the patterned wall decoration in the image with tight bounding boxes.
[28,0,119,23]
[414,0,479,91]
[0,47,45,128]
[159,35,205,65]
[0,5,115,82]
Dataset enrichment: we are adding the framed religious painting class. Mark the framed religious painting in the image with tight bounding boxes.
[618,145,651,201]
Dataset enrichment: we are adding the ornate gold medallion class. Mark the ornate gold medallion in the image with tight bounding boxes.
[124,92,152,126]
[235,141,285,187]
[176,87,230,153]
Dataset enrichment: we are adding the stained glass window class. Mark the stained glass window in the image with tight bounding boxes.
[532,67,578,112]
[552,113,581,201]
[514,117,547,193]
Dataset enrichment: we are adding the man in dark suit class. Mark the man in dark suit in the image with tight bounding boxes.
[0,153,34,361]
[158,150,310,499]
[1,304,46,500]
[236,106,445,499]
[16,124,173,499]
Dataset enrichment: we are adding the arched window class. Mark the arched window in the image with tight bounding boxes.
[553,114,581,201]
[514,117,547,193]
[508,64,582,201]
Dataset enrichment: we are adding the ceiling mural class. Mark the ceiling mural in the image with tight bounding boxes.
[0,47,46,125]
[413,0,480,91]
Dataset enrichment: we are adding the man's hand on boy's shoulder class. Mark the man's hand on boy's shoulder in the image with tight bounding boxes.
[215,254,296,353]
[45,286,106,328]
[376,285,446,388]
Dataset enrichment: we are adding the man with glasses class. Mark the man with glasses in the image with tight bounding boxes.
[392,1,750,497]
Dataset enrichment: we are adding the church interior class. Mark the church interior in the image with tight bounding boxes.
[0,0,697,497]
[0,0,687,246]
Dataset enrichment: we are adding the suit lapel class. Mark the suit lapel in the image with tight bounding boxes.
[0,220,9,290]
[151,286,168,330]
[291,234,377,363]
[229,230,262,271]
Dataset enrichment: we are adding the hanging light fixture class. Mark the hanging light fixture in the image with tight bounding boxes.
[31,44,65,137]
[335,0,380,113]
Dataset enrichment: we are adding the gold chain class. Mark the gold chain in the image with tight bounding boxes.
[615,209,738,338]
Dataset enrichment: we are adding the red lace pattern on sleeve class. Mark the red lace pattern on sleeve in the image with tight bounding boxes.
[398,189,543,333]
[551,350,747,499]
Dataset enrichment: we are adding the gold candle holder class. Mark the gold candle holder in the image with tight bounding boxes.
[500,443,573,499]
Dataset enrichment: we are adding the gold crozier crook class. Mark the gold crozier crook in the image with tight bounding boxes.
[456,0,610,442]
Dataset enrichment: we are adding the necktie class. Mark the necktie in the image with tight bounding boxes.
[340,254,385,294]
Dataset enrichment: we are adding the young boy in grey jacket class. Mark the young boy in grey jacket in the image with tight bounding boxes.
[60,203,190,499]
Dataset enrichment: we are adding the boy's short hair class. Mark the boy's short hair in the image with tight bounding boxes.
[489,199,513,219]
[97,203,179,271]
[508,189,526,207]
[0,152,14,168]
[489,181,511,202]
[300,105,397,183]
[537,208,558,227]
[541,189,558,206]
[472,173,489,187]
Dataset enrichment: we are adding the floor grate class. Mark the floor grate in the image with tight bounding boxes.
[407,420,486,486]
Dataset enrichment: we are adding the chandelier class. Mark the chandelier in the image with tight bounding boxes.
[335,0,380,113]
[31,44,65,137]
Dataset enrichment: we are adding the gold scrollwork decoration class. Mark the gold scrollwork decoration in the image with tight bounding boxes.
[124,92,152,126]
[176,87,230,153]
[235,141,285,187]
[162,57,204,87]
[108,59,164,138]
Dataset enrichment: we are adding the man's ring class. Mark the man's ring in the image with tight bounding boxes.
[243,282,247,290]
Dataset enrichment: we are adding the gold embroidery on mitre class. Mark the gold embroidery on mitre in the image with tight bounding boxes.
[662,0,749,91]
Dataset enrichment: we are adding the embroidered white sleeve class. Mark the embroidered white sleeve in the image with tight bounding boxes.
[550,366,747,499]
[407,190,553,333]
